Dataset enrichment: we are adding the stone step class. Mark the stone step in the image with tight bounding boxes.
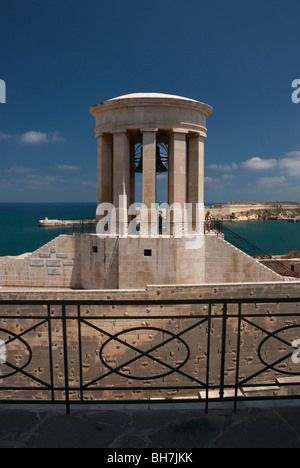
[241,386,280,397]
[276,377,300,385]
[199,389,243,400]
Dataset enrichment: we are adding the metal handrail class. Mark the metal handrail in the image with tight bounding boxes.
[62,219,206,236]
[62,219,97,234]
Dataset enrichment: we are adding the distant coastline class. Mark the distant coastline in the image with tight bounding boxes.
[207,201,300,222]
[0,202,298,258]
[37,201,300,227]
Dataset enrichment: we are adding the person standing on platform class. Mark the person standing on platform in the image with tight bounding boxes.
[205,211,212,233]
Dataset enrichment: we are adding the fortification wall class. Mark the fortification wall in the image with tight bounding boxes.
[0,233,285,290]
[0,235,77,289]
[209,202,300,219]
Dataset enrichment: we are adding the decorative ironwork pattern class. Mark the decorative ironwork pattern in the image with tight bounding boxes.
[0,298,299,413]
[99,326,190,380]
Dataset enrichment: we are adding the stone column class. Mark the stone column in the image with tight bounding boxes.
[113,131,131,233]
[129,141,136,208]
[187,134,205,229]
[97,133,113,206]
[141,130,157,235]
[142,130,157,208]
[168,131,187,235]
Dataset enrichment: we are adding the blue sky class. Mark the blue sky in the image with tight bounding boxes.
[1,0,300,203]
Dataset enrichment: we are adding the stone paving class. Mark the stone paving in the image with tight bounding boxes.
[0,403,300,448]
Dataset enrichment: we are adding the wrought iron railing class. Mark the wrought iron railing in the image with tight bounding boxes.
[61,219,97,234]
[0,297,300,413]
[62,219,206,237]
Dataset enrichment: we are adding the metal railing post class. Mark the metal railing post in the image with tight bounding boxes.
[234,303,242,413]
[219,302,227,400]
[62,304,70,415]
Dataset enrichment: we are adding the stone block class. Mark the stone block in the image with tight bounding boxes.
[199,389,243,399]
[276,377,300,385]
[56,253,68,259]
[47,260,61,267]
[241,386,280,397]
[30,259,45,267]
[47,268,61,275]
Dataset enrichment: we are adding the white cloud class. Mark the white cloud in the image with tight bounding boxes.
[285,151,300,158]
[242,157,277,170]
[207,162,238,171]
[222,174,236,180]
[20,131,66,144]
[20,131,48,144]
[257,176,287,187]
[243,152,300,176]
[204,177,220,184]
[278,152,300,176]
[6,166,36,174]
[57,165,81,171]
[0,131,66,144]
[50,132,66,143]
[0,133,13,140]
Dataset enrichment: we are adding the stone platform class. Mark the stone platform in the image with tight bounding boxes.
[1,403,300,448]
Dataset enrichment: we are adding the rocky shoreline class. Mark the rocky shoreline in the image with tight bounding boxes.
[207,201,300,222]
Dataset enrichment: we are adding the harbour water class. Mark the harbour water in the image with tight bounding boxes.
[223,220,300,256]
[0,203,97,257]
[0,203,299,257]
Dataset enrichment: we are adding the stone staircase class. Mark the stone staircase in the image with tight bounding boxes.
[205,233,284,283]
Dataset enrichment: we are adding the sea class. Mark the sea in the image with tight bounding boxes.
[223,220,300,256]
[0,203,97,257]
[0,203,299,257]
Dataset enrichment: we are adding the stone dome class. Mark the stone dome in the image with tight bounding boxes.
[108,92,201,103]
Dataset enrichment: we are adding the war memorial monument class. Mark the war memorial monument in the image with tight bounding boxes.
[0,93,299,409]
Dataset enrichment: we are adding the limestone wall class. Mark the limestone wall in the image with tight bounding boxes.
[0,232,287,289]
[74,234,119,289]
[0,235,77,289]
[0,281,298,301]
[118,236,206,289]
[205,235,282,283]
